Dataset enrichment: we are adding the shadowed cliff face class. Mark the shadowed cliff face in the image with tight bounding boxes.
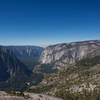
[0,46,44,91]
[0,47,32,90]
[40,40,100,67]
[4,46,44,70]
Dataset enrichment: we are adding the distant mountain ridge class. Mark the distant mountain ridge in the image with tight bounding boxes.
[6,46,43,58]
[2,46,44,70]
[40,40,100,68]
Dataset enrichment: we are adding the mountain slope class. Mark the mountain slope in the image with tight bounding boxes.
[28,40,100,100]
[40,40,100,69]
[28,56,100,100]
[0,46,32,91]
[5,46,44,70]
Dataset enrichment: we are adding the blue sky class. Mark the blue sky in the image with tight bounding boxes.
[0,0,100,46]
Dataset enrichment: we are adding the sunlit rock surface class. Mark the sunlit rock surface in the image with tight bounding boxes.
[40,40,100,67]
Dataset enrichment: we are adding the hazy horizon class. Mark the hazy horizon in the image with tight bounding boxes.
[0,39,100,47]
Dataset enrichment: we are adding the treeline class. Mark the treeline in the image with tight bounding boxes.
[55,89,100,100]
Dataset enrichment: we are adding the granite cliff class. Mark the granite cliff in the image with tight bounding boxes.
[40,40,100,68]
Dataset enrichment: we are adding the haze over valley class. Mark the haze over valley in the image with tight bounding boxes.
[0,40,100,99]
[0,0,100,99]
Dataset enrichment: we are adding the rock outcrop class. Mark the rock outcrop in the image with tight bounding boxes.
[0,91,62,100]
[40,40,100,67]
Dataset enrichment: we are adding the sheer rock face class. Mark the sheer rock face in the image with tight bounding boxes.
[0,46,43,90]
[6,46,43,60]
[0,47,32,90]
[5,46,44,69]
[40,40,100,66]
[0,46,44,79]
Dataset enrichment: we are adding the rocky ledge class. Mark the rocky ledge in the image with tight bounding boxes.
[0,91,62,100]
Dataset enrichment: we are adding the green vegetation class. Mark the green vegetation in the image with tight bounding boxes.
[55,89,100,100]
[28,84,54,93]
[28,56,100,100]
[3,56,100,100]
[38,64,57,73]
[77,56,100,67]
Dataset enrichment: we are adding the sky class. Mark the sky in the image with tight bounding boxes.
[0,0,100,46]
